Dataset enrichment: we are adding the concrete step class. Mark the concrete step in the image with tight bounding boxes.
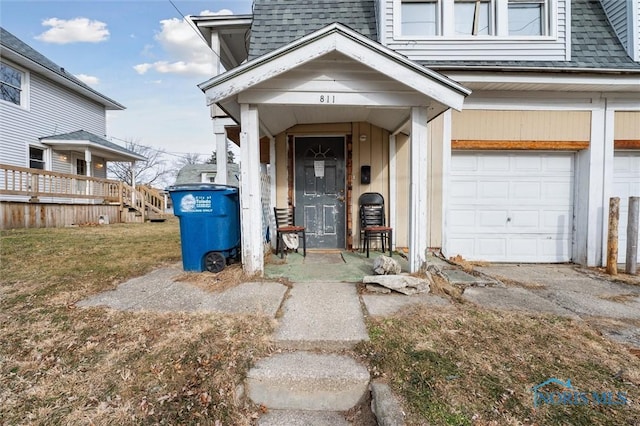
[275,282,369,350]
[246,351,370,411]
[258,410,350,425]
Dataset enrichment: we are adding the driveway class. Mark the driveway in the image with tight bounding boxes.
[464,264,640,348]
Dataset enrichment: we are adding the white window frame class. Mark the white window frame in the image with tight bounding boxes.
[453,0,495,37]
[394,0,557,40]
[506,0,551,37]
[0,60,30,110]
[395,0,442,39]
[28,144,49,171]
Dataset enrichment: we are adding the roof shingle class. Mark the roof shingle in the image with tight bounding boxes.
[247,0,639,72]
[248,0,377,60]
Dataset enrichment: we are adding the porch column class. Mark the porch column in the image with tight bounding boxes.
[130,161,136,207]
[213,117,228,185]
[269,135,277,248]
[240,103,264,275]
[388,134,397,250]
[409,106,429,272]
[84,148,92,195]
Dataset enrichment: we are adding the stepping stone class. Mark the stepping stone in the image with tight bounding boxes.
[258,410,350,425]
[246,351,370,411]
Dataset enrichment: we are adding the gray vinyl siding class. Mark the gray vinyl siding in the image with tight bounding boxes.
[600,0,628,49]
[0,68,106,170]
[637,2,639,61]
[381,0,569,61]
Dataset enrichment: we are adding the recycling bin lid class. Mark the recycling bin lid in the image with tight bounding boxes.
[167,183,238,192]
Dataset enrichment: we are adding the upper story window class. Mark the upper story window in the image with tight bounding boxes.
[508,0,547,36]
[401,0,439,36]
[29,146,46,170]
[1,61,26,106]
[455,0,492,35]
[397,0,553,38]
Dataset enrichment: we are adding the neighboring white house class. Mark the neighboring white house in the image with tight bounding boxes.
[194,0,640,275]
[0,27,155,228]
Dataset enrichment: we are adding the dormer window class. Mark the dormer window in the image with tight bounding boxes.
[396,0,554,39]
[401,0,439,36]
[508,0,548,36]
[454,0,493,35]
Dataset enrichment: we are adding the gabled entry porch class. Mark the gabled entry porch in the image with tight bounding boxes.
[199,23,470,275]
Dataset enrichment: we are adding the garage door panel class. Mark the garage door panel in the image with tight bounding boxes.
[480,155,510,171]
[509,210,539,228]
[545,181,573,199]
[512,182,541,198]
[614,151,640,263]
[480,181,509,199]
[450,180,478,198]
[547,155,574,172]
[478,210,509,228]
[477,238,507,257]
[448,152,574,262]
[514,156,542,171]
[451,155,479,171]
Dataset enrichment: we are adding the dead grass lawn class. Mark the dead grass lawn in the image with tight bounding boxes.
[357,304,640,425]
[1,221,272,425]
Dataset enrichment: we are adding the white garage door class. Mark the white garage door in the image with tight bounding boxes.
[447,152,574,262]
[614,152,640,263]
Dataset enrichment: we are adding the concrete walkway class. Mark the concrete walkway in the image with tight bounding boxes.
[77,255,640,423]
[466,264,640,348]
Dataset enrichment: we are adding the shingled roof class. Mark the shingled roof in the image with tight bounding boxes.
[0,27,125,108]
[247,0,639,72]
[40,130,145,160]
[423,0,640,71]
[248,0,377,60]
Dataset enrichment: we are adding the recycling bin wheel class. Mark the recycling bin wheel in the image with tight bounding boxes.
[205,252,226,273]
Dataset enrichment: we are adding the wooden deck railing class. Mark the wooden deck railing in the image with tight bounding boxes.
[0,164,121,202]
[0,164,166,216]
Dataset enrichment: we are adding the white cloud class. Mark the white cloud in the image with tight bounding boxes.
[198,9,233,16]
[36,17,109,44]
[133,9,223,77]
[133,63,153,74]
[75,73,99,86]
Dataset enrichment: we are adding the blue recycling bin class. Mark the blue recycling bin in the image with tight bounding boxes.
[168,184,240,273]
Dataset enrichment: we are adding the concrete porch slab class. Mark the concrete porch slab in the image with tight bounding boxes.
[265,251,409,283]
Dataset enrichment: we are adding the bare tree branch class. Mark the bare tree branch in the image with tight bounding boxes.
[107,139,172,187]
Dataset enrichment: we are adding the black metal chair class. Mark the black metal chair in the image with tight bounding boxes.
[359,192,392,258]
[274,206,306,258]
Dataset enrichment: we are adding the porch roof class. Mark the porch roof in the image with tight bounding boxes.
[40,130,146,162]
[198,23,471,136]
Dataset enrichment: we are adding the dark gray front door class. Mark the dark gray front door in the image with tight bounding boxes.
[294,136,346,249]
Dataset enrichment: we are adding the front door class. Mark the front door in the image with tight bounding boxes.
[294,136,346,249]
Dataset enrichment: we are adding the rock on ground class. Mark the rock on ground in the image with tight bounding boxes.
[373,255,401,275]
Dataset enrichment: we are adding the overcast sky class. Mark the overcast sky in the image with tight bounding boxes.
[1,0,252,159]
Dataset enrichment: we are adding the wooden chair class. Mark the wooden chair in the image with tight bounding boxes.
[359,192,392,258]
[274,206,306,258]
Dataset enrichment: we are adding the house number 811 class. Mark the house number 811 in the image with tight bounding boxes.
[319,95,335,103]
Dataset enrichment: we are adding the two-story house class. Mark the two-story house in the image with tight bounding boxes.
[193,0,640,274]
[0,27,164,228]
